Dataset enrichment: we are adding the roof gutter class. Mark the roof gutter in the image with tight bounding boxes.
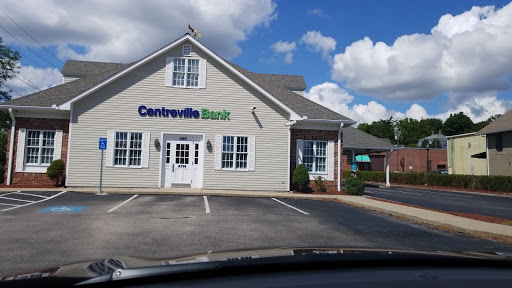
[338,123,344,191]
[299,119,357,125]
[0,105,68,111]
[7,109,15,185]
[343,146,403,151]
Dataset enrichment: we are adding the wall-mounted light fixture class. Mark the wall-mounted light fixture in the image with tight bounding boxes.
[154,138,161,151]
[206,139,212,151]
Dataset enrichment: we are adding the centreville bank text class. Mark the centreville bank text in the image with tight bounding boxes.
[138,105,230,119]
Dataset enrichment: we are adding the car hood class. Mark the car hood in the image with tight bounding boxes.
[1,248,511,283]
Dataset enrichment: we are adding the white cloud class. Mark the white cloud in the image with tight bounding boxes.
[305,82,512,125]
[305,82,404,124]
[271,40,296,64]
[271,40,296,53]
[1,0,277,62]
[5,65,62,97]
[300,30,336,60]
[307,9,328,18]
[331,3,512,101]
[283,52,293,64]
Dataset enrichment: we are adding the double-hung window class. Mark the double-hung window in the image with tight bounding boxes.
[166,57,206,88]
[302,141,327,173]
[215,135,255,171]
[25,130,55,165]
[114,132,142,167]
[221,136,248,170]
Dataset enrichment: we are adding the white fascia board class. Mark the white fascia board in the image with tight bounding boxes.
[300,119,357,125]
[59,35,301,120]
[343,146,401,151]
[0,105,68,111]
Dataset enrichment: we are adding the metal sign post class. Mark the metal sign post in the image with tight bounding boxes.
[98,138,107,195]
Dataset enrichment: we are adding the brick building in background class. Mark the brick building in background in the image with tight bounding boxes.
[342,148,447,173]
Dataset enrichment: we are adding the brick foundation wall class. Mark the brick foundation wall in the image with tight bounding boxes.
[290,129,342,192]
[3,118,69,187]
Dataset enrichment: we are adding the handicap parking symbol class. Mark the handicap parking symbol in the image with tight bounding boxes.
[40,206,88,213]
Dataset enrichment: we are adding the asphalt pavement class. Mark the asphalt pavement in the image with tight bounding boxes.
[364,185,512,220]
[1,191,511,277]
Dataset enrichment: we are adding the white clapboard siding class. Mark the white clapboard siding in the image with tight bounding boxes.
[67,40,290,191]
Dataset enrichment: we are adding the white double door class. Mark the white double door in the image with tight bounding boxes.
[163,136,202,188]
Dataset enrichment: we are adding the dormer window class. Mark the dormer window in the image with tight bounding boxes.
[182,45,192,56]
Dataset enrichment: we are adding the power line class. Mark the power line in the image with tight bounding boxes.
[14,74,41,91]
[0,23,59,69]
[0,8,64,65]
[1,83,23,96]
[2,39,62,77]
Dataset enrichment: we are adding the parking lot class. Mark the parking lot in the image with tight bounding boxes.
[1,191,512,276]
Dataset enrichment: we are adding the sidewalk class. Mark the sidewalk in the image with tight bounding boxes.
[1,187,511,243]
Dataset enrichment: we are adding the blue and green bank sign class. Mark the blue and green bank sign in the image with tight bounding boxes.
[138,106,230,119]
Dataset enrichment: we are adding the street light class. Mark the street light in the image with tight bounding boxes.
[426,143,430,173]
[394,129,401,172]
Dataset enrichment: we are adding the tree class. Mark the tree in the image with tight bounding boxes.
[443,112,474,136]
[0,36,20,103]
[421,118,443,134]
[0,37,21,183]
[396,118,430,146]
[474,114,502,131]
[357,117,396,143]
[431,138,442,148]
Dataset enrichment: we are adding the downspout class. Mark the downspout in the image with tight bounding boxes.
[286,120,297,191]
[7,108,15,185]
[338,123,344,191]
[486,136,490,175]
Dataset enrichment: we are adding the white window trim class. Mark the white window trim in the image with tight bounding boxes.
[302,140,327,175]
[109,131,149,168]
[182,45,192,56]
[165,57,206,89]
[16,128,63,173]
[25,129,56,167]
[296,139,334,181]
[215,135,255,172]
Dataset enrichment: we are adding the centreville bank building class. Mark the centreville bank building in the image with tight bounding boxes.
[1,34,359,192]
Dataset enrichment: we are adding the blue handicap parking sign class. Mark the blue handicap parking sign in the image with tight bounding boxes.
[40,206,88,213]
[99,138,107,150]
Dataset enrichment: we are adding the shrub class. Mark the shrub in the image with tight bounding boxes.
[46,159,65,186]
[292,164,310,191]
[345,177,365,195]
[313,176,326,192]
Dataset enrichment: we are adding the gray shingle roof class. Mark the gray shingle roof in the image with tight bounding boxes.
[478,109,512,134]
[227,61,352,121]
[343,126,396,149]
[255,73,306,91]
[3,63,130,107]
[61,60,126,77]
[2,40,352,122]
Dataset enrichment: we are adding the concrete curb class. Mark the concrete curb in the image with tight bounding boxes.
[365,182,512,198]
[1,187,510,243]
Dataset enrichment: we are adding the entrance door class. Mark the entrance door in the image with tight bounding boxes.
[162,134,203,188]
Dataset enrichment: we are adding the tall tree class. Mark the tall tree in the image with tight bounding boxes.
[357,117,396,143]
[443,112,474,136]
[396,118,431,146]
[0,37,21,182]
[421,118,443,134]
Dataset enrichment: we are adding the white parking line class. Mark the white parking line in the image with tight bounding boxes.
[203,196,210,214]
[1,191,67,212]
[10,192,50,199]
[107,195,138,213]
[0,196,36,203]
[0,202,19,206]
[271,198,309,215]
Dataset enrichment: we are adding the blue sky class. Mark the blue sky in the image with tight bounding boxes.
[2,0,512,124]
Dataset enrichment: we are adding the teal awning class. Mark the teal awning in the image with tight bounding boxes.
[355,155,370,162]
